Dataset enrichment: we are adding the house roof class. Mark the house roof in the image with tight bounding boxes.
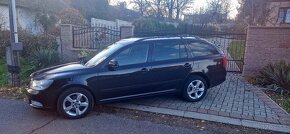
[268,0,290,2]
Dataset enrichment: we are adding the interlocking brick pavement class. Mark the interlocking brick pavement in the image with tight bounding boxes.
[113,73,290,126]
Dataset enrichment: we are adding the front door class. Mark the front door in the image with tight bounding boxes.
[96,43,152,100]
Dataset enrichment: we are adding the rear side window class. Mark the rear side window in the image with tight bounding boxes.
[188,41,219,57]
[152,41,188,61]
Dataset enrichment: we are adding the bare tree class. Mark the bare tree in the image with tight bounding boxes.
[164,0,176,19]
[149,0,165,19]
[233,0,272,32]
[175,0,193,20]
[131,0,151,16]
[131,0,193,20]
[207,0,232,23]
[236,0,270,26]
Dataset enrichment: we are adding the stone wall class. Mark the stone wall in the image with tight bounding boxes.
[120,26,134,39]
[243,27,290,76]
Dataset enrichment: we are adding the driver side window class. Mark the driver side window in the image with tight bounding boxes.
[113,44,149,66]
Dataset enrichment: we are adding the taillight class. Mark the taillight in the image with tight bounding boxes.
[223,55,227,68]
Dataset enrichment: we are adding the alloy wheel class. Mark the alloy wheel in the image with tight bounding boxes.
[62,93,89,117]
[187,80,205,99]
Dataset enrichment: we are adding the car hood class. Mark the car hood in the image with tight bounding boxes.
[31,62,89,79]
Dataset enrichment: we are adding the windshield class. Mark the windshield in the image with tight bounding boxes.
[85,39,138,67]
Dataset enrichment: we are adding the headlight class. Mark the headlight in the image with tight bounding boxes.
[30,79,54,90]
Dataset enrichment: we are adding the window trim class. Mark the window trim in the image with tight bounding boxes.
[105,43,151,67]
[150,40,189,62]
[186,40,220,58]
[277,7,290,24]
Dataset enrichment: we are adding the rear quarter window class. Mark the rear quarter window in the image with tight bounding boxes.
[187,41,219,57]
[152,41,188,61]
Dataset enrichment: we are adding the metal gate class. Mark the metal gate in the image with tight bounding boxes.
[135,32,246,73]
[196,33,246,73]
[72,26,120,49]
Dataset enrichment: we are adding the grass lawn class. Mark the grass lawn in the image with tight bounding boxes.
[0,58,32,99]
[227,41,245,70]
[264,90,290,114]
[0,58,33,86]
[0,59,8,86]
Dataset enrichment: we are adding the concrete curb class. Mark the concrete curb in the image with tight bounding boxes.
[109,103,290,133]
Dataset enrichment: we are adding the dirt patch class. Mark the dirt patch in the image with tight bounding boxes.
[0,86,27,100]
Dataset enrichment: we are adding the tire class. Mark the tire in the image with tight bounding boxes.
[57,87,94,119]
[183,75,208,102]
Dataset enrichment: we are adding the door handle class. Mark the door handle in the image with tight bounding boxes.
[184,63,192,68]
[140,68,149,72]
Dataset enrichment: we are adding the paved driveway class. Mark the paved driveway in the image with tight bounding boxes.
[0,99,207,134]
[109,73,290,132]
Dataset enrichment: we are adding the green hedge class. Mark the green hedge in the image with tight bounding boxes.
[133,18,218,36]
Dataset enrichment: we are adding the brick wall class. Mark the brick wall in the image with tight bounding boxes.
[243,27,290,76]
[60,24,76,62]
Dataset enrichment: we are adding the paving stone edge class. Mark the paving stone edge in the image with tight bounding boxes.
[109,103,290,133]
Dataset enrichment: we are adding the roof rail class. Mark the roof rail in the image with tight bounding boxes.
[134,34,199,38]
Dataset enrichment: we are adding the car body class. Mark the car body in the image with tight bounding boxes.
[27,37,227,118]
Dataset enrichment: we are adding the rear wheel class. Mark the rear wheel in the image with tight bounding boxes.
[57,87,94,119]
[183,75,208,102]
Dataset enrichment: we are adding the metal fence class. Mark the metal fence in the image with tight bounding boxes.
[72,26,121,49]
[198,33,247,73]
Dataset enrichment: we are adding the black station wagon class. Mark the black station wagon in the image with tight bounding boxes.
[27,37,227,119]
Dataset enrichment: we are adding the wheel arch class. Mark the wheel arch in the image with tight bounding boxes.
[58,84,97,105]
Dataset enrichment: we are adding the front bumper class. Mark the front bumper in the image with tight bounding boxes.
[26,88,58,109]
[30,100,44,108]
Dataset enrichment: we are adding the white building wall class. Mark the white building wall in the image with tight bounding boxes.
[0,5,43,33]
[91,18,132,30]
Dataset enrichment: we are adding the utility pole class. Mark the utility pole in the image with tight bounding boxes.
[251,0,254,25]
[6,0,22,87]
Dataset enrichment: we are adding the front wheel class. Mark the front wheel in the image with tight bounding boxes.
[57,87,94,119]
[183,75,208,102]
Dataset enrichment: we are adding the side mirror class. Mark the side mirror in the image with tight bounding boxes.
[108,60,119,70]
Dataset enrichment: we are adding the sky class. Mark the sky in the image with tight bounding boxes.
[110,0,240,19]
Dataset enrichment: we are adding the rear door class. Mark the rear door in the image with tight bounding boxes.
[148,39,192,91]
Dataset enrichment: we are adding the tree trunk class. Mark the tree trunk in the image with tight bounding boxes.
[157,1,162,19]
[176,9,180,20]
[168,0,174,20]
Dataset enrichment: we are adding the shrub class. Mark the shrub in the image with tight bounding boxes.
[0,31,10,57]
[0,30,58,58]
[176,23,218,35]
[29,48,60,70]
[78,49,100,64]
[257,61,290,94]
[133,18,218,36]
[133,18,176,36]
[35,13,57,34]
[58,7,88,26]
[19,33,58,58]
